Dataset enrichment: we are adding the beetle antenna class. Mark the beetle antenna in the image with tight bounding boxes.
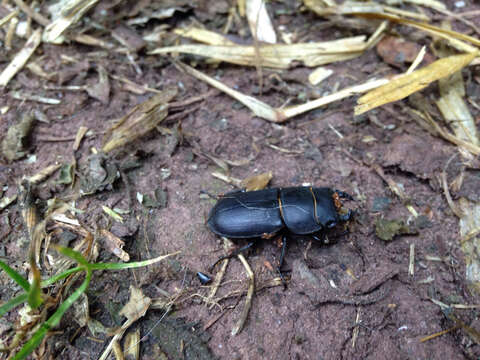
[334,190,354,201]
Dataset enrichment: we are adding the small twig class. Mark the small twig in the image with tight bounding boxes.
[169,89,219,108]
[0,9,19,27]
[37,132,101,142]
[231,253,255,336]
[461,228,480,244]
[265,142,303,154]
[207,258,229,309]
[408,243,415,276]
[167,104,201,122]
[441,153,464,218]
[420,326,460,343]
[351,307,361,349]
[13,0,50,26]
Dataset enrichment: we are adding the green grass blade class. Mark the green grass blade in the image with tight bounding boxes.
[54,246,89,265]
[27,258,43,309]
[0,260,30,291]
[0,293,28,317]
[40,266,82,287]
[12,268,92,360]
[39,252,179,287]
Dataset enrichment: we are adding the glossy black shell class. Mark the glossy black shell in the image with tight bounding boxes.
[207,187,340,238]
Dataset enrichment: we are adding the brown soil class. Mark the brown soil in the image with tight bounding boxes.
[1,1,480,359]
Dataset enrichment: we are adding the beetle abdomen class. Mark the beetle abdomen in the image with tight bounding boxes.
[280,187,324,234]
[207,188,284,238]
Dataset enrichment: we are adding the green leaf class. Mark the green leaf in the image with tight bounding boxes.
[0,260,30,291]
[0,293,28,317]
[54,246,89,266]
[12,269,92,360]
[27,258,43,309]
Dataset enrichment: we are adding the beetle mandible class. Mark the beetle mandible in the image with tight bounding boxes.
[206,186,353,279]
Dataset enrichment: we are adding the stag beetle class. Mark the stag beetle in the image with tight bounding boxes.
[204,186,353,282]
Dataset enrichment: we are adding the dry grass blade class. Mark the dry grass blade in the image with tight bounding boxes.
[102,87,177,152]
[13,0,50,26]
[356,13,480,52]
[355,52,477,115]
[0,28,42,86]
[43,0,100,43]
[175,62,281,122]
[0,9,19,27]
[28,164,62,184]
[436,71,479,146]
[407,108,480,156]
[176,62,389,122]
[305,0,429,21]
[246,0,276,43]
[151,36,367,69]
[284,78,388,119]
[459,199,480,294]
[123,329,140,360]
[174,27,236,45]
[231,253,254,336]
[405,0,445,11]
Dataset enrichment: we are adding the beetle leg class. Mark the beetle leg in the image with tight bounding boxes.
[339,209,354,222]
[334,190,354,201]
[277,235,288,289]
[210,241,255,271]
[312,233,326,243]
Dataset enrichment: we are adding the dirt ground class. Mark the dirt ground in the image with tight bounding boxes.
[1,1,480,359]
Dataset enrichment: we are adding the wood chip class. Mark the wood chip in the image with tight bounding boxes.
[0,28,42,86]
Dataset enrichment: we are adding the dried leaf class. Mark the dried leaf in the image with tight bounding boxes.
[375,218,418,241]
[43,0,100,43]
[99,229,130,262]
[119,286,151,322]
[0,28,42,86]
[57,164,74,185]
[80,155,119,195]
[102,87,177,152]
[143,188,168,209]
[2,113,35,162]
[355,53,477,115]
[85,66,110,104]
[241,172,273,191]
[436,71,479,146]
[376,36,434,68]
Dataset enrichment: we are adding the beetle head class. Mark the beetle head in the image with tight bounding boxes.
[312,188,341,228]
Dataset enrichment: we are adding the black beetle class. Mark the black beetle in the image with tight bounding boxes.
[206,187,353,279]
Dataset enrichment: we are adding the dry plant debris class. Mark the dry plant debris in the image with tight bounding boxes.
[1,0,480,358]
[102,87,177,153]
